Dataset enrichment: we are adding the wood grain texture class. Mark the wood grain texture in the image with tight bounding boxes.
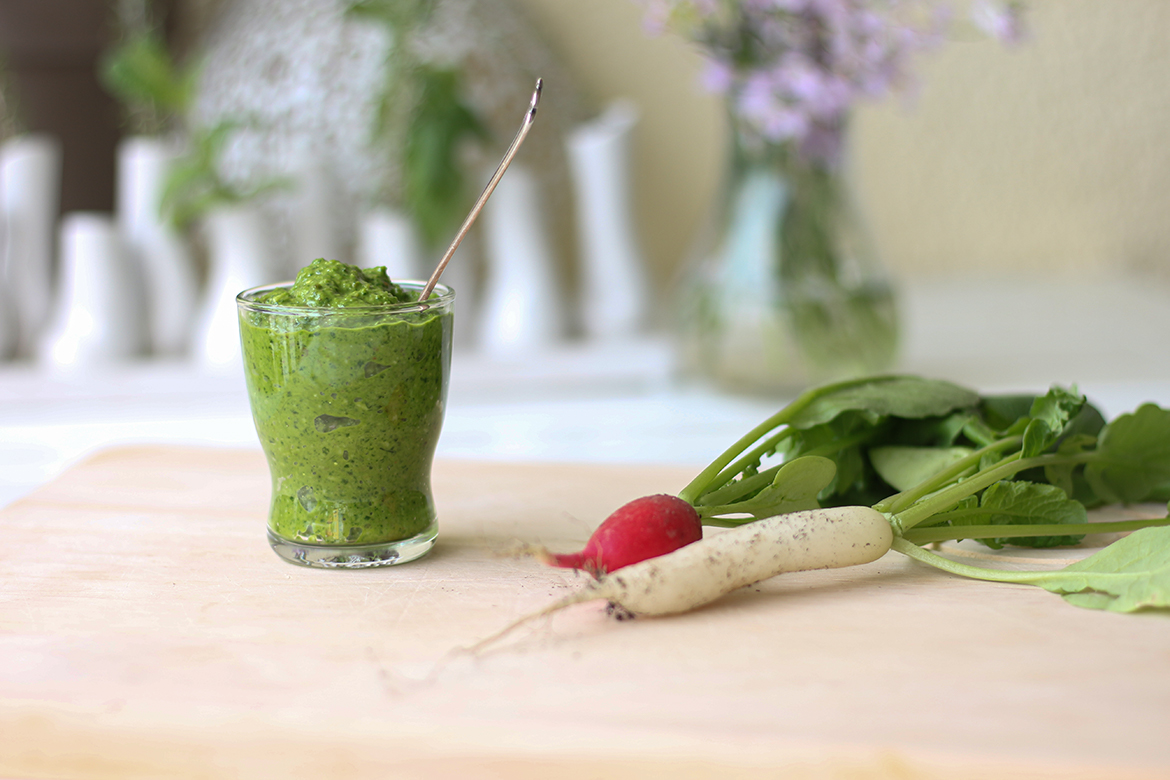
[1,445,1168,779]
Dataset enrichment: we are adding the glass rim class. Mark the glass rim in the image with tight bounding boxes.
[236,279,455,315]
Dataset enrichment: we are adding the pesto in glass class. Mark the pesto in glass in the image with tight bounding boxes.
[237,259,454,568]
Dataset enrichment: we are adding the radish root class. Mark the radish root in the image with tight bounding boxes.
[463,586,603,655]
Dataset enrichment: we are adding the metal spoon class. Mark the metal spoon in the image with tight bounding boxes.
[419,78,543,301]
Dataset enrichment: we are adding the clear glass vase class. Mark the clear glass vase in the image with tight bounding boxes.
[675,125,898,394]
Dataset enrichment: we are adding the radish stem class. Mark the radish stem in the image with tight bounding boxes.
[891,537,1060,583]
[903,517,1170,545]
[678,376,885,504]
[697,464,784,507]
[874,436,1022,514]
[893,450,1098,532]
[705,429,796,495]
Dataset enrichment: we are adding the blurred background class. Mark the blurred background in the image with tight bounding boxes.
[3,0,1170,502]
[6,2,1170,285]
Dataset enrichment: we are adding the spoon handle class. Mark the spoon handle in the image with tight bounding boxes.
[419,78,543,301]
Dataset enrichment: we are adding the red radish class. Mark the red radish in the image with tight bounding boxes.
[541,494,702,578]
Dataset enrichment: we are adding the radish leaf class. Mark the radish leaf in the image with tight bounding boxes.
[1021,386,1084,458]
[979,394,1037,432]
[787,376,979,430]
[1044,433,1100,506]
[870,445,973,492]
[1085,404,1170,504]
[1041,526,1170,611]
[892,528,1170,612]
[955,480,1087,549]
[762,456,836,511]
[698,456,836,525]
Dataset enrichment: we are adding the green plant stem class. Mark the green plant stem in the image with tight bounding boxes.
[874,436,1022,515]
[679,421,780,505]
[695,505,740,521]
[891,537,1061,584]
[695,498,781,522]
[695,513,759,529]
[893,451,1096,532]
[893,451,1021,530]
[705,429,795,499]
[903,517,1170,545]
[678,376,884,504]
[697,463,783,507]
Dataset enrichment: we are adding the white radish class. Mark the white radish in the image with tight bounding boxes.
[471,506,893,651]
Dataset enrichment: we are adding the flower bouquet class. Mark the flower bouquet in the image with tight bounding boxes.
[643,0,1024,392]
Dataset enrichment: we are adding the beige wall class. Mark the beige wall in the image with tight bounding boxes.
[514,0,1170,284]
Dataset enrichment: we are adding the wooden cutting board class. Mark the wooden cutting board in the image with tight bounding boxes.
[1,445,1168,779]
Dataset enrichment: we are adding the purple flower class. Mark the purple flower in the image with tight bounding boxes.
[701,58,735,92]
[638,0,1026,165]
[971,0,1028,45]
[639,0,673,34]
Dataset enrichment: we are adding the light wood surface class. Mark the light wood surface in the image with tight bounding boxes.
[1,445,1168,779]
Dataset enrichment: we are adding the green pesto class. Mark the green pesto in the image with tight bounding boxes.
[259,258,412,308]
[241,260,451,546]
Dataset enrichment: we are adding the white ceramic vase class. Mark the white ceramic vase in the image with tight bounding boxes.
[0,134,62,356]
[37,213,145,370]
[290,151,340,275]
[0,210,15,359]
[116,136,199,357]
[356,206,423,280]
[476,164,563,357]
[193,204,275,371]
[565,100,649,341]
[0,217,16,360]
[0,288,15,360]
